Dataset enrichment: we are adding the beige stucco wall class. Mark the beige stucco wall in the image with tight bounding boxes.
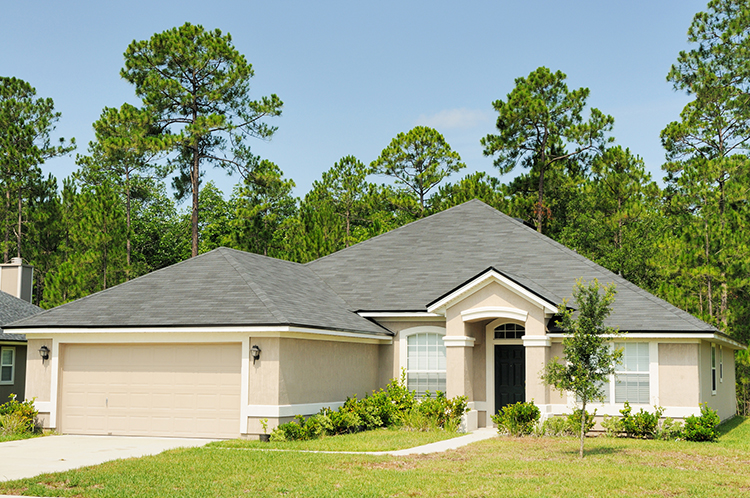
[469,321,486,402]
[444,281,546,338]
[247,337,281,405]
[277,338,380,405]
[0,266,19,296]
[547,342,566,405]
[697,341,738,420]
[659,343,699,408]
[25,339,52,404]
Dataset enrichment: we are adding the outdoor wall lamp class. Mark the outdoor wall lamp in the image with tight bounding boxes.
[251,345,261,364]
[38,345,50,361]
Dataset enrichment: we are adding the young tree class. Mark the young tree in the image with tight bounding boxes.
[542,279,621,458]
[121,22,283,257]
[371,126,465,216]
[481,67,613,233]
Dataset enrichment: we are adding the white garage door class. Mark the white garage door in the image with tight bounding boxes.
[59,343,241,439]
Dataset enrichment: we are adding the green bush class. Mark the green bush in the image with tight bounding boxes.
[601,414,623,437]
[0,395,37,434]
[656,417,684,441]
[620,402,664,438]
[684,403,720,442]
[268,373,468,441]
[491,401,541,436]
[535,416,572,437]
[566,408,596,435]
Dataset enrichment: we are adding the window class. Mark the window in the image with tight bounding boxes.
[711,343,717,395]
[494,323,525,339]
[0,347,15,385]
[406,332,446,397]
[614,342,650,404]
[720,345,723,383]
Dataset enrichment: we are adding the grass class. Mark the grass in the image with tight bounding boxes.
[211,427,462,452]
[0,431,42,443]
[1,417,748,497]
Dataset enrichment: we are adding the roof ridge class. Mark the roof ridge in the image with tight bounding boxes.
[306,199,492,267]
[218,249,288,324]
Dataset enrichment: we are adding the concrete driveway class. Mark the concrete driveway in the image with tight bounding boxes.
[0,435,215,482]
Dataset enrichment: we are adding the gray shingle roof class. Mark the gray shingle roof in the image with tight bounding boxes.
[0,291,41,341]
[8,248,388,336]
[307,200,716,333]
[5,200,718,336]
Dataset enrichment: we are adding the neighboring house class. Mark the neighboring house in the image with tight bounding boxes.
[0,258,41,403]
[5,200,744,439]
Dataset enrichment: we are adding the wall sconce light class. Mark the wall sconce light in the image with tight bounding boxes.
[38,345,50,361]
[251,345,261,364]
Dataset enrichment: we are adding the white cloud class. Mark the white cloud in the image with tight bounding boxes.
[414,108,492,130]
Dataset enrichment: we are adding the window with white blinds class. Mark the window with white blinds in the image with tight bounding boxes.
[406,332,446,397]
[614,342,650,404]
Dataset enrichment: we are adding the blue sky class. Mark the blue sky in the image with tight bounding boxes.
[1,1,707,201]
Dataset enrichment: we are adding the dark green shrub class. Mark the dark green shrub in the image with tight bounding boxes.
[620,402,664,438]
[566,408,596,435]
[684,403,720,442]
[491,401,541,436]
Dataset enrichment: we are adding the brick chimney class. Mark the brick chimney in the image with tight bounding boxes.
[0,258,34,303]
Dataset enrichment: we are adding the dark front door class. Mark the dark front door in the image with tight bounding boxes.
[495,345,525,415]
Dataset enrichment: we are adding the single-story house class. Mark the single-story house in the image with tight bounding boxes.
[0,258,41,403]
[5,200,744,438]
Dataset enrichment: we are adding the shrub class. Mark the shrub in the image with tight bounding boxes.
[0,412,32,436]
[566,408,596,435]
[535,416,572,437]
[601,414,623,437]
[0,395,37,434]
[684,403,720,442]
[620,402,664,438]
[491,401,541,436]
[656,417,684,441]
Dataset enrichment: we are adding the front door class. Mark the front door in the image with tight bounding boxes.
[495,345,525,415]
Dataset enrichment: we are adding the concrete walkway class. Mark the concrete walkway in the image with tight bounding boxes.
[0,435,215,482]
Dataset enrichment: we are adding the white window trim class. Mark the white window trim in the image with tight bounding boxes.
[719,345,723,383]
[0,346,15,385]
[399,326,446,396]
[587,341,657,407]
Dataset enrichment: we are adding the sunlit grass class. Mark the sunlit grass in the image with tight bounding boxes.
[211,426,462,452]
[1,417,747,497]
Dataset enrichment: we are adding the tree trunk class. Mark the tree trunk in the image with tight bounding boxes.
[16,187,22,259]
[536,164,545,233]
[125,169,131,277]
[579,401,587,458]
[4,189,10,263]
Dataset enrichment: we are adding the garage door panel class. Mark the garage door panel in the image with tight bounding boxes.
[60,343,241,438]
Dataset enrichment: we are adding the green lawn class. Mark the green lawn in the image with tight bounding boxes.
[0,432,42,443]
[2,418,749,497]
[210,427,462,452]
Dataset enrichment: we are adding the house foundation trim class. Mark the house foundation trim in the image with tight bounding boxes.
[245,401,346,419]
